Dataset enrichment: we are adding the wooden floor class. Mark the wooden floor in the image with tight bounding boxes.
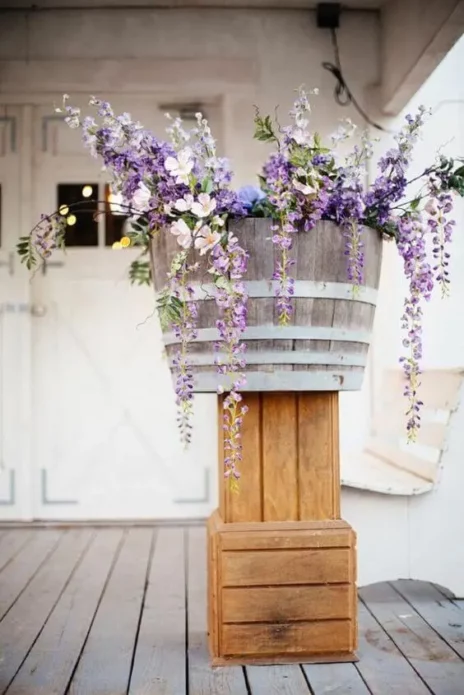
[0,527,464,695]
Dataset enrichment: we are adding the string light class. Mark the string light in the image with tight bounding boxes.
[82,185,93,198]
[66,214,77,226]
[108,191,125,215]
[59,205,69,216]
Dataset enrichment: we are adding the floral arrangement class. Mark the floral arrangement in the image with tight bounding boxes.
[18,89,464,484]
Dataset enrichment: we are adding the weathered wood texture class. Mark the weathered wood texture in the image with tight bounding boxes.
[207,512,357,665]
[1,526,463,695]
[219,391,340,523]
[212,389,350,664]
[150,219,383,392]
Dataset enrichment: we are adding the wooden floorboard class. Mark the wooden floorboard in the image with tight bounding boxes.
[302,662,372,694]
[0,527,463,695]
[128,527,186,695]
[391,580,464,661]
[355,602,431,694]
[0,529,62,621]
[0,529,92,694]
[6,529,123,695]
[246,664,312,694]
[67,528,153,695]
[0,530,33,572]
[360,582,464,695]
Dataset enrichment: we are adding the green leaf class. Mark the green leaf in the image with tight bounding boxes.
[201,177,214,194]
[128,259,152,286]
[253,108,278,144]
[410,197,421,211]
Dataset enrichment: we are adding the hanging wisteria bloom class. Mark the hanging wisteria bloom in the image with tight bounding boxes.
[18,88,464,477]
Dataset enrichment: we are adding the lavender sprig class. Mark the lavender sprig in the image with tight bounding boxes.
[426,181,454,297]
[211,234,249,485]
[396,213,434,440]
[163,252,198,446]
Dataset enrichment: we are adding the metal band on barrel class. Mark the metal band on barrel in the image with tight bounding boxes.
[163,326,372,346]
[167,351,367,367]
[191,371,363,392]
[188,280,378,305]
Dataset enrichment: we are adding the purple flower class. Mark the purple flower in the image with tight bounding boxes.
[396,212,434,440]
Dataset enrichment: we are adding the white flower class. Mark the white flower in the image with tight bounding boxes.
[293,179,317,196]
[425,198,439,216]
[212,215,225,227]
[164,149,194,185]
[191,193,217,218]
[174,194,194,212]
[170,219,193,249]
[194,225,221,255]
[132,183,151,213]
[292,127,308,145]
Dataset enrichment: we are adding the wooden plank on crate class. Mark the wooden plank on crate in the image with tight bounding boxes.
[355,601,432,694]
[218,518,350,534]
[221,620,352,657]
[360,582,464,692]
[0,529,62,621]
[129,528,186,695]
[222,584,351,623]
[220,527,352,551]
[68,528,153,695]
[6,529,123,695]
[0,529,32,572]
[302,662,372,695]
[246,664,312,694]
[222,393,262,523]
[188,526,248,695]
[222,548,351,587]
[392,580,464,659]
[298,392,340,520]
[262,393,298,522]
[0,529,91,692]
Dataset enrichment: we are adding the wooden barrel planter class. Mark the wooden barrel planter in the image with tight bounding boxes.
[150,218,382,665]
[151,218,382,393]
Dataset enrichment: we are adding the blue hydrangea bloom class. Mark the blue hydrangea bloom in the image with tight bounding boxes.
[237,185,266,210]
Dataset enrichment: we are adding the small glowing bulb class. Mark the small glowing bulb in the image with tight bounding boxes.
[59,205,69,216]
[120,236,131,248]
[112,241,122,250]
[66,214,77,226]
[108,192,125,215]
[82,185,93,198]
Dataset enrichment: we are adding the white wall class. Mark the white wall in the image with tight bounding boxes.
[0,7,379,185]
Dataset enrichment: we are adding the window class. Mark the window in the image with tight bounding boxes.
[104,184,129,246]
[57,183,99,247]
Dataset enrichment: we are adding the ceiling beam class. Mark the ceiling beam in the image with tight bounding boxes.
[381,0,464,115]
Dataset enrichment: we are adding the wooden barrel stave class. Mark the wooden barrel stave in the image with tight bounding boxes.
[150,218,382,392]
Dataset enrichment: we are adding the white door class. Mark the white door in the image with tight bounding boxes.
[0,106,28,520]
[28,97,218,520]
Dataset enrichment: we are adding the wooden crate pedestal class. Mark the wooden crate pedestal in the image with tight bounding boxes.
[207,392,358,665]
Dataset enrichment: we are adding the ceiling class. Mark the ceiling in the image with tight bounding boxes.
[0,0,388,9]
